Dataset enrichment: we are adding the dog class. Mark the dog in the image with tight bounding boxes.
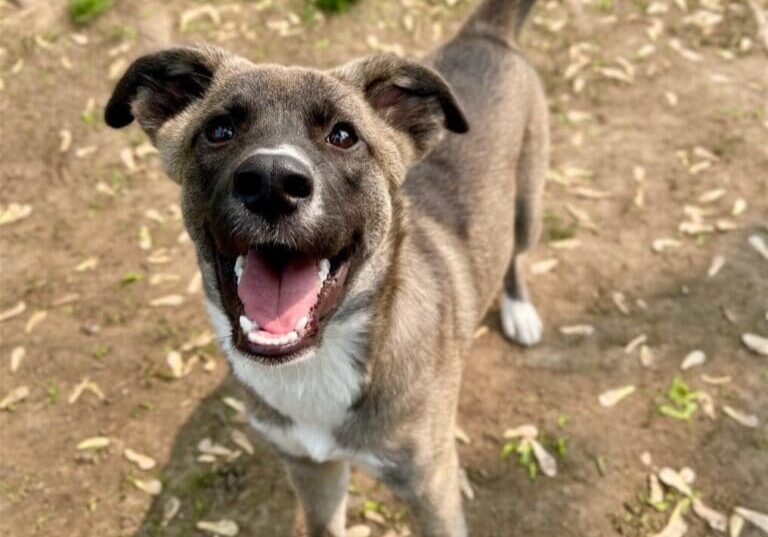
[106,0,547,534]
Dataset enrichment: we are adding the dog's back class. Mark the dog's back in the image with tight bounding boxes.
[404,0,548,333]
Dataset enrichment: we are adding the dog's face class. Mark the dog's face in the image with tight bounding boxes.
[106,46,467,365]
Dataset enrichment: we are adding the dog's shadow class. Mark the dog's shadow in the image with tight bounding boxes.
[134,376,297,536]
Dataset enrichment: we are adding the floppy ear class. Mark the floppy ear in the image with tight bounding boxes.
[105,47,224,138]
[333,54,469,160]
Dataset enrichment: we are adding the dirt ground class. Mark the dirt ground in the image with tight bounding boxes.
[1,0,766,536]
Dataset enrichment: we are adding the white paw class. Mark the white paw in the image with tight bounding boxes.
[500,295,543,346]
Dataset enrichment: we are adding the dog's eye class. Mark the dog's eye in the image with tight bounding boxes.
[326,123,358,149]
[205,117,235,144]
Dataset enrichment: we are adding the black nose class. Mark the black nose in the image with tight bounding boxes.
[232,154,314,218]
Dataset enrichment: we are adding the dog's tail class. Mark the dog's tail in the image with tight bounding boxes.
[457,0,537,46]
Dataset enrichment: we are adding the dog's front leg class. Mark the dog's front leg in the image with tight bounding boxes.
[388,444,467,537]
[284,457,350,537]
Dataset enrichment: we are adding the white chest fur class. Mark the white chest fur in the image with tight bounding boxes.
[206,300,378,469]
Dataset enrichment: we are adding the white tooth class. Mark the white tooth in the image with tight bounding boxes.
[235,255,245,283]
[247,331,261,344]
[286,331,298,343]
[318,258,330,284]
[295,316,309,332]
[239,315,253,334]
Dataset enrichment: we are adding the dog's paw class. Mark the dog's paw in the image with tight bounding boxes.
[500,295,543,346]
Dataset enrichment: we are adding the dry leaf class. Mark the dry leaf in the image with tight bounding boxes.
[731,198,747,216]
[530,258,559,275]
[653,238,682,253]
[698,188,726,203]
[346,525,372,537]
[139,226,153,251]
[24,310,47,334]
[701,374,731,385]
[681,350,706,370]
[196,520,239,536]
[639,345,656,367]
[503,424,538,439]
[0,203,32,226]
[74,257,98,272]
[707,255,725,277]
[150,295,184,307]
[0,386,29,410]
[730,514,745,537]
[77,436,110,450]
[166,351,184,378]
[658,467,693,496]
[649,473,665,504]
[722,406,759,428]
[559,324,595,336]
[68,377,105,404]
[222,396,246,415]
[748,235,768,260]
[230,430,254,455]
[59,129,72,152]
[162,497,181,527]
[0,301,26,323]
[612,291,630,315]
[458,467,475,500]
[455,426,471,444]
[741,333,768,356]
[733,507,768,534]
[599,386,636,407]
[693,500,727,532]
[10,346,25,372]
[124,448,157,470]
[530,438,557,477]
[133,478,162,495]
[624,334,647,354]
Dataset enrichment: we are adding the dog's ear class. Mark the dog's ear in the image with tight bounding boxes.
[333,54,469,160]
[105,47,224,137]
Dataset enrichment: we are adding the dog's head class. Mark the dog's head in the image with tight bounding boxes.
[106,46,467,365]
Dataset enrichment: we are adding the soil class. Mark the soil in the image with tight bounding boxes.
[0,0,766,536]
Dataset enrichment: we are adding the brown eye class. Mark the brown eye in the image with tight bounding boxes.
[326,123,358,149]
[205,117,235,144]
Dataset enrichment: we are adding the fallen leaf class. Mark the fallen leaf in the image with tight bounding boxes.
[0,386,29,410]
[653,238,682,253]
[742,333,768,356]
[124,448,157,470]
[639,345,656,367]
[701,374,731,385]
[455,426,471,444]
[0,301,27,323]
[346,525,372,537]
[132,478,162,496]
[74,257,99,272]
[649,473,665,504]
[0,203,32,226]
[503,424,538,439]
[599,386,636,408]
[24,310,47,334]
[734,507,768,534]
[166,351,184,379]
[196,519,239,536]
[559,324,595,336]
[730,514,745,537]
[10,346,25,372]
[222,396,246,415]
[693,500,727,532]
[748,235,768,261]
[139,226,153,251]
[707,255,725,277]
[658,467,693,496]
[458,467,475,500]
[68,377,105,404]
[530,258,559,275]
[59,129,72,152]
[77,437,110,450]
[150,295,184,307]
[624,334,647,354]
[530,438,557,477]
[162,497,181,527]
[681,350,706,370]
[230,430,254,455]
[722,406,759,428]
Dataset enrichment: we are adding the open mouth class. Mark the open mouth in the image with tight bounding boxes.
[214,241,353,364]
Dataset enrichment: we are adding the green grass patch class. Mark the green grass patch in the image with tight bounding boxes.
[69,0,114,26]
[314,0,357,14]
[658,376,700,421]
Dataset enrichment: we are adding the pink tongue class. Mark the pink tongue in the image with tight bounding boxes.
[237,250,319,334]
